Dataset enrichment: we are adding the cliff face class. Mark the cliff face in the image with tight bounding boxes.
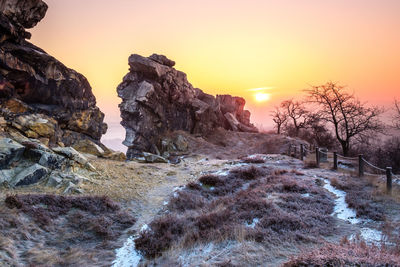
[0,0,107,146]
[118,53,258,158]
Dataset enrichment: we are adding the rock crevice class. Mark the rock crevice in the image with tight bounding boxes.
[118,53,258,158]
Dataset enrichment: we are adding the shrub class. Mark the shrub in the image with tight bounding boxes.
[283,240,400,266]
[135,168,335,258]
[230,166,266,180]
[241,156,265,164]
[198,174,224,186]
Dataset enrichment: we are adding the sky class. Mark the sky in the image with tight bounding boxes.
[30,0,400,139]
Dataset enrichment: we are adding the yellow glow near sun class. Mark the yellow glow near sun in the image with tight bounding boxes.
[254,92,270,102]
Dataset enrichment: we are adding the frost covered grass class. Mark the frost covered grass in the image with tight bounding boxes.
[330,177,385,221]
[283,239,400,266]
[0,194,136,266]
[135,165,335,259]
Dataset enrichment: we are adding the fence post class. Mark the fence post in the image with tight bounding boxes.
[315,147,320,168]
[333,152,338,170]
[358,155,364,177]
[294,146,297,158]
[300,144,304,161]
[288,145,292,157]
[386,167,392,194]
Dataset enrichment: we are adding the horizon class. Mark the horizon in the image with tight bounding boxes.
[30,0,400,143]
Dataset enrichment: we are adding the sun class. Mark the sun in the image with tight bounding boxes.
[254,92,270,102]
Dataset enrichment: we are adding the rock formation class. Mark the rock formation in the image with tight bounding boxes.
[0,0,107,147]
[118,53,258,158]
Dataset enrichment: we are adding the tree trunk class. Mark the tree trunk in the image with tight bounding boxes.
[340,141,350,156]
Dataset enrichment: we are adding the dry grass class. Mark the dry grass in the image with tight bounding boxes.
[283,239,400,266]
[0,194,136,266]
[135,165,335,259]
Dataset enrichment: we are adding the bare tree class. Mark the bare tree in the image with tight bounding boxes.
[280,99,309,136]
[306,82,384,156]
[394,99,400,129]
[271,106,288,134]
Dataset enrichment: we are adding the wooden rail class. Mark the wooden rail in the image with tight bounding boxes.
[287,144,397,194]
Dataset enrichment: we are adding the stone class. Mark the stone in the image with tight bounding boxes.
[0,0,107,146]
[13,114,57,138]
[72,139,105,156]
[173,135,189,151]
[118,54,258,158]
[101,151,127,161]
[149,53,175,67]
[1,98,31,113]
[46,173,63,187]
[0,137,25,169]
[52,147,88,165]
[63,181,84,194]
[142,152,168,163]
[11,163,48,186]
[0,0,48,29]
[38,150,67,169]
[0,168,15,185]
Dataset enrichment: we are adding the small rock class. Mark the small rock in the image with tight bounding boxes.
[101,151,127,161]
[63,181,84,194]
[46,173,63,187]
[72,139,105,156]
[0,138,25,169]
[143,152,168,163]
[38,151,67,170]
[0,169,16,185]
[52,147,88,165]
[11,164,49,187]
[174,135,189,151]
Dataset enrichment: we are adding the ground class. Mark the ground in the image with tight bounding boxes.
[1,131,400,266]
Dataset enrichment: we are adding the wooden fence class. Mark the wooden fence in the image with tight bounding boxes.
[287,144,400,194]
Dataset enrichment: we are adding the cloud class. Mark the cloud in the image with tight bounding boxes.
[246,87,275,92]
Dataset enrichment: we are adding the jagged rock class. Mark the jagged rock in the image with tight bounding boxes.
[52,146,88,165]
[37,150,66,169]
[52,146,96,171]
[0,137,24,169]
[10,163,48,186]
[12,113,57,139]
[0,0,107,146]
[142,152,168,163]
[118,54,258,158]
[0,0,48,29]
[72,139,105,156]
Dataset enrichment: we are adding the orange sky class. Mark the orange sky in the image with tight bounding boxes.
[30,0,400,137]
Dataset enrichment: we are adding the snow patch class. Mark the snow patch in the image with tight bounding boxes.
[245,218,259,228]
[323,180,360,224]
[112,236,141,267]
[323,178,383,244]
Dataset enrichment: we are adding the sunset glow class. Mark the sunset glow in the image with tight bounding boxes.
[254,93,270,103]
[29,0,400,134]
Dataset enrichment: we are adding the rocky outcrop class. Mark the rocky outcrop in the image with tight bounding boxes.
[118,54,258,158]
[0,0,107,146]
[0,136,95,190]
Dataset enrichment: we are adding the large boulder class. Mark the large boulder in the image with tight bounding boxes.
[0,0,107,146]
[118,54,258,158]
